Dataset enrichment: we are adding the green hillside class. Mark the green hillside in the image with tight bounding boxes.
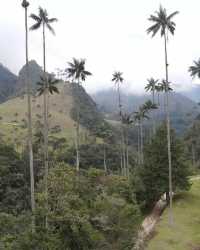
[0,83,82,146]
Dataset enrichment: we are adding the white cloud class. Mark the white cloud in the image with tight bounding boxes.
[1,0,200,93]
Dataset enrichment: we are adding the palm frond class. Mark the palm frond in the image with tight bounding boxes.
[48,18,58,23]
[46,23,55,35]
[30,21,42,31]
[30,14,41,22]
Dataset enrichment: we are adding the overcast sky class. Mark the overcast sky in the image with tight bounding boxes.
[1,0,200,93]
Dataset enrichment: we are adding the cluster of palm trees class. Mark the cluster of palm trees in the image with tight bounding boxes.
[21,1,182,229]
[111,5,179,226]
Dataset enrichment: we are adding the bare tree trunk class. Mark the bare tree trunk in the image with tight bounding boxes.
[152,90,156,135]
[120,150,123,175]
[137,124,140,165]
[140,120,144,165]
[192,143,196,166]
[42,23,49,229]
[103,143,107,173]
[117,83,125,175]
[24,4,35,231]
[75,82,80,171]
[164,32,173,226]
[126,127,129,178]
[122,126,126,176]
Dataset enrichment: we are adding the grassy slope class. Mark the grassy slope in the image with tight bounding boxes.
[0,83,84,145]
[147,180,200,250]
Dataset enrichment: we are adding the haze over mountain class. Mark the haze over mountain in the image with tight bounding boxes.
[0,63,17,102]
[0,60,199,135]
[92,88,200,134]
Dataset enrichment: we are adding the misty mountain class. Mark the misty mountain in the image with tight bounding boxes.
[181,85,200,102]
[17,60,43,93]
[0,63,17,102]
[0,60,43,103]
[93,89,200,134]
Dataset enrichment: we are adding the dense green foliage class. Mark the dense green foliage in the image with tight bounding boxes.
[133,124,191,210]
[0,164,141,249]
[0,142,28,214]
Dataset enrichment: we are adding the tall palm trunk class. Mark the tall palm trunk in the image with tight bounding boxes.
[42,22,49,228]
[75,81,80,171]
[152,89,156,134]
[126,127,129,178]
[24,4,35,231]
[103,143,107,173]
[192,143,196,166]
[137,124,141,165]
[122,126,127,176]
[164,32,173,225]
[117,83,126,175]
[140,120,144,165]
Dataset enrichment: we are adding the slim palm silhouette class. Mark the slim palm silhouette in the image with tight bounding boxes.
[21,0,35,232]
[112,72,127,175]
[134,106,149,165]
[147,5,179,225]
[66,58,92,171]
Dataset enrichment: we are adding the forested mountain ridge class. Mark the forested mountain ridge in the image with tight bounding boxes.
[0,63,18,102]
[16,60,43,94]
[93,89,200,135]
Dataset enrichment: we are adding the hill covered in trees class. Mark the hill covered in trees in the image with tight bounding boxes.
[93,89,200,135]
[0,63,18,102]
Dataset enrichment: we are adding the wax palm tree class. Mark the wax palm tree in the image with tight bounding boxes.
[66,58,92,82]
[37,75,59,96]
[134,107,149,165]
[145,78,159,133]
[189,60,200,166]
[147,5,179,224]
[112,72,126,174]
[66,58,92,171]
[22,0,35,231]
[112,71,124,116]
[30,6,57,228]
[142,100,158,112]
[145,78,159,104]
[122,113,134,177]
[189,59,200,79]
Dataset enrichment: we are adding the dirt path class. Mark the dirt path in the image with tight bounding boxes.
[133,196,167,250]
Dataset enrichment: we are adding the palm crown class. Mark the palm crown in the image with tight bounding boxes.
[22,0,29,8]
[147,5,179,37]
[37,75,59,96]
[134,107,149,122]
[66,58,92,83]
[189,59,200,79]
[30,7,58,34]
[142,100,158,111]
[145,78,159,92]
[160,79,173,92]
[112,71,124,84]
[122,113,134,125]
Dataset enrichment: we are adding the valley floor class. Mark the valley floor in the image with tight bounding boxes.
[147,179,200,250]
